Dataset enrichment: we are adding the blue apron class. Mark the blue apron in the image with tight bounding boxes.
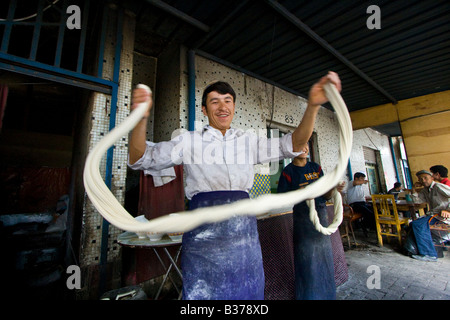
[293,200,336,300]
[181,191,265,300]
[277,162,336,300]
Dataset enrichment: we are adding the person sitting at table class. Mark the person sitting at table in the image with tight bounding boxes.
[430,165,450,187]
[409,170,450,261]
[388,182,402,200]
[346,172,375,230]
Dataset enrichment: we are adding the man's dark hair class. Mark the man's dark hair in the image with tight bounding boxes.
[354,172,366,179]
[394,182,402,188]
[430,165,448,178]
[201,81,236,108]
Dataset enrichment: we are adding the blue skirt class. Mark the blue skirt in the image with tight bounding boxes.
[181,191,265,300]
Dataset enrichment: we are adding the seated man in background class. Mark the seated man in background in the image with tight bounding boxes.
[346,172,375,230]
[409,170,450,261]
[387,182,402,200]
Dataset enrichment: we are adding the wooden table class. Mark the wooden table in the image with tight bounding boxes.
[394,200,427,220]
[368,200,427,220]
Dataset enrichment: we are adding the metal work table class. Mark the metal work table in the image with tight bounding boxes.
[117,231,182,300]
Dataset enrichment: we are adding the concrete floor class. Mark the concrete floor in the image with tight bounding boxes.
[336,229,450,300]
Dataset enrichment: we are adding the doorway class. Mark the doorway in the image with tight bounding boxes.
[0,70,91,299]
[363,146,383,194]
[366,163,380,194]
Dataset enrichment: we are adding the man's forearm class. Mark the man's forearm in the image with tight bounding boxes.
[353,180,366,186]
[292,103,320,152]
[128,118,148,164]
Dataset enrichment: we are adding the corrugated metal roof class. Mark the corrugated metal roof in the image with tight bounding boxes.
[132,0,450,119]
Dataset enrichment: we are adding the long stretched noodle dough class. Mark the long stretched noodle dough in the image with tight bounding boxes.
[83,83,352,235]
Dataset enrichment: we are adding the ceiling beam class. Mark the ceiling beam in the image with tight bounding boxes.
[144,0,210,33]
[264,0,398,105]
[192,0,251,49]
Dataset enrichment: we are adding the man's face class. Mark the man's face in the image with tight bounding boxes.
[417,174,434,187]
[202,91,235,135]
[432,172,441,181]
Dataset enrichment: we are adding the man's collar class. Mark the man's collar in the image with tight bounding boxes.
[427,181,436,191]
[202,125,239,140]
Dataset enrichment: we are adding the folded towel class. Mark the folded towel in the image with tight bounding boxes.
[144,167,176,187]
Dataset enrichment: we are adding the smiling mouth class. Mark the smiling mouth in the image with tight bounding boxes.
[217,114,229,118]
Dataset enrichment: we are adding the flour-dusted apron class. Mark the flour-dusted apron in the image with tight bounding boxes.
[293,199,336,300]
[181,191,265,300]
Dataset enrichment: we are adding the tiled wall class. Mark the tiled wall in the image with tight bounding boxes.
[132,52,157,142]
[249,173,271,198]
[80,9,136,267]
[153,44,183,142]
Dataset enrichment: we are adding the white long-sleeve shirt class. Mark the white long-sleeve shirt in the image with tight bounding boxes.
[346,181,370,205]
[128,125,302,199]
